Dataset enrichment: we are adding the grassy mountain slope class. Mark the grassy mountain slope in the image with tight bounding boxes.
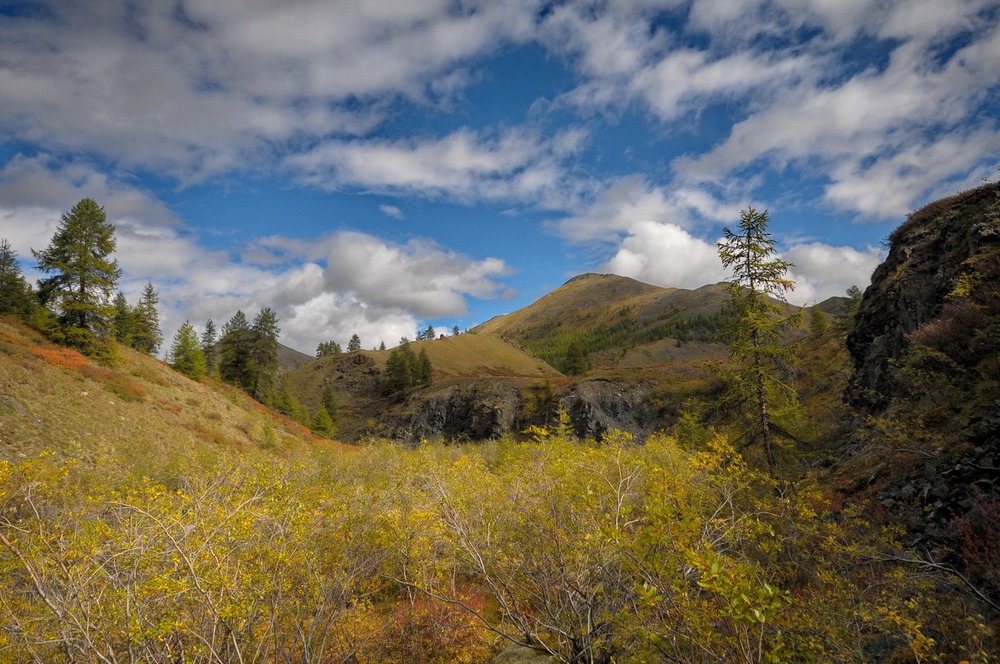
[0,318,334,475]
[473,273,800,372]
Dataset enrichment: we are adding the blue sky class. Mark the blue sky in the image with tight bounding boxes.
[2,0,999,354]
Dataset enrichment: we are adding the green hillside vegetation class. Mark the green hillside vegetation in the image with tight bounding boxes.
[475,276,798,374]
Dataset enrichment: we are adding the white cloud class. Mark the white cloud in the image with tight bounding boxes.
[604,221,727,289]
[0,0,542,179]
[379,204,404,220]
[287,126,588,204]
[784,242,883,304]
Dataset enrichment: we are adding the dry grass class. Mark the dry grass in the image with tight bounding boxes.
[0,317,341,474]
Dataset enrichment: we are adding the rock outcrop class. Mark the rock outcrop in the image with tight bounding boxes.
[846,182,1000,411]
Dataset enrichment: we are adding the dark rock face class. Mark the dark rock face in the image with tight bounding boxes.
[846,183,1000,412]
[561,380,658,440]
[387,378,664,444]
[391,381,521,444]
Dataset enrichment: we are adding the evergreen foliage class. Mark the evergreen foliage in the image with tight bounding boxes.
[382,341,433,397]
[111,292,135,345]
[219,310,254,391]
[201,318,218,374]
[131,282,163,355]
[417,325,435,341]
[0,238,36,320]
[808,305,829,337]
[320,385,338,422]
[717,207,800,476]
[347,334,362,352]
[563,341,588,376]
[169,320,207,380]
[316,340,342,358]
[273,376,308,425]
[32,198,121,352]
[249,307,280,402]
[310,406,336,438]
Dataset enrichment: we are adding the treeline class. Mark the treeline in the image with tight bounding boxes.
[0,199,162,361]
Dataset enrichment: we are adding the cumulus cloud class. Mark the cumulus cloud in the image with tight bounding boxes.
[604,221,727,289]
[784,242,883,304]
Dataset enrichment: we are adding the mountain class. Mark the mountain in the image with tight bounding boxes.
[473,274,739,371]
[278,341,313,371]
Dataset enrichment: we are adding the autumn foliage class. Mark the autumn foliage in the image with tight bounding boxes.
[1,428,994,663]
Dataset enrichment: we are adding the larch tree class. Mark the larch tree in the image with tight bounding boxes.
[717,207,799,477]
[347,334,361,352]
[32,198,121,351]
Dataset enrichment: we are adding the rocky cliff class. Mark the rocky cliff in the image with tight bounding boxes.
[843,182,1000,600]
[846,182,1000,411]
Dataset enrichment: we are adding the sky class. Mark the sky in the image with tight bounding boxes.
[2,0,999,355]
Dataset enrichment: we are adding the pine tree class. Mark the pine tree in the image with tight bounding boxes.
[201,319,218,373]
[452,325,461,336]
[250,307,280,402]
[131,281,162,355]
[0,238,36,320]
[347,333,361,352]
[383,344,414,396]
[808,305,829,338]
[379,340,386,351]
[717,207,799,477]
[111,291,135,344]
[416,348,433,386]
[219,310,254,390]
[316,340,341,358]
[169,321,207,380]
[564,341,588,376]
[32,198,121,351]
[310,407,336,438]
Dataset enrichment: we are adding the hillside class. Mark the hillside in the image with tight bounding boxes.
[475,274,777,372]
[0,318,333,475]
[288,333,565,442]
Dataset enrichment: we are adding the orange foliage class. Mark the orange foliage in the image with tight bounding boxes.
[29,344,89,370]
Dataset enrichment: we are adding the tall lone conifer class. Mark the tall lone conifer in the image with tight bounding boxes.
[32,198,121,350]
[132,281,162,355]
[717,207,798,476]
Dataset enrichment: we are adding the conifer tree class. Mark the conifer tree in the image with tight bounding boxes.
[201,318,218,373]
[131,281,162,355]
[310,407,336,438]
[219,310,254,390]
[383,344,414,396]
[717,207,798,477]
[0,238,36,320]
[169,321,207,380]
[111,291,135,344]
[416,348,432,386]
[32,198,121,351]
[808,305,829,338]
[563,341,588,376]
[347,333,361,352]
[250,307,280,402]
[316,340,341,358]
